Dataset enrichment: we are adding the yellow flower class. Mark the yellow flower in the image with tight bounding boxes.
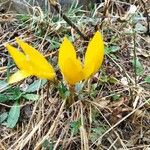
[5,38,56,84]
[58,31,104,85]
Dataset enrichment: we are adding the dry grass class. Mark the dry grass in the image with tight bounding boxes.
[0,0,150,150]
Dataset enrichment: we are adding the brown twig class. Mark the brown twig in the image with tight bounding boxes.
[48,0,89,41]
[99,0,111,29]
[46,80,51,101]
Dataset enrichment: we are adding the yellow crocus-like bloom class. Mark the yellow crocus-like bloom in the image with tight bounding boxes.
[5,38,56,84]
[58,31,104,85]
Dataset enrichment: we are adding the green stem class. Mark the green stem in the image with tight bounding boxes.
[133,29,137,86]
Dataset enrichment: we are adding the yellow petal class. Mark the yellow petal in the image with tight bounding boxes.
[83,31,104,79]
[5,44,29,70]
[34,70,56,80]
[8,70,31,84]
[58,37,84,85]
[58,37,77,61]
[60,58,84,85]
[15,38,56,80]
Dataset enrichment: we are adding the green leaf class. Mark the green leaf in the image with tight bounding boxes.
[42,139,54,150]
[0,80,9,92]
[91,127,107,142]
[9,87,22,99]
[7,103,20,128]
[135,23,147,33]
[105,46,120,55]
[132,58,144,76]
[0,87,22,103]
[0,94,10,103]
[145,76,150,84]
[16,14,30,23]
[70,119,81,136]
[111,45,120,52]
[0,112,8,124]
[47,37,60,50]
[105,47,111,54]
[108,76,118,84]
[75,82,84,92]
[23,94,39,101]
[112,94,120,101]
[25,80,47,93]
[58,82,69,98]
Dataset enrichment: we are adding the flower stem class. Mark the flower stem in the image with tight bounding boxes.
[68,85,75,107]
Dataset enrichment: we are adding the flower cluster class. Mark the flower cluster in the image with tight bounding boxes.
[5,31,104,85]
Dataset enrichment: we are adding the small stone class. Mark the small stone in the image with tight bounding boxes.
[20,83,28,91]
[121,77,128,86]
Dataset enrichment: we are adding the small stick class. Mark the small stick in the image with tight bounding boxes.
[48,0,89,41]
[46,78,59,101]
[133,28,137,86]
[46,80,51,101]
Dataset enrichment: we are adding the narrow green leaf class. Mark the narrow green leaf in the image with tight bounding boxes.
[16,14,30,23]
[0,94,10,103]
[7,103,20,128]
[25,80,47,93]
[23,94,39,101]
[0,80,9,92]
[145,76,150,84]
[0,87,22,102]
[108,76,118,84]
[132,58,144,76]
[0,112,8,124]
